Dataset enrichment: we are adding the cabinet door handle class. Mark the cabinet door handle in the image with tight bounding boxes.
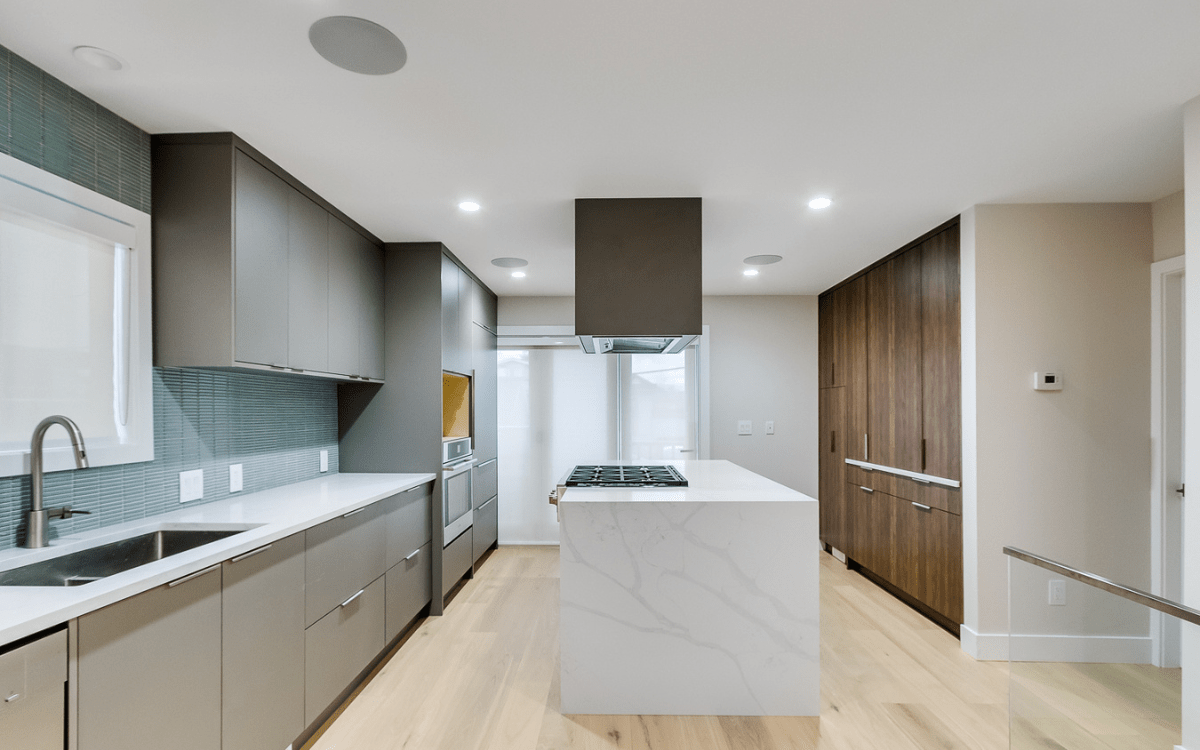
[404,549,420,562]
[830,430,836,453]
[341,588,366,608]
[831,362,836,386]
[859,486,874,493]
[168,563,221,588]
[921,438,927,472]
[343,507,367,518]
[230,543,273,564]
[913,478,932,485]
[864,434,869,461]
[405,485,423,493]
[912,502,932,512]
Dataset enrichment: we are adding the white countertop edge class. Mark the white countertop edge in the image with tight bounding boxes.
[557,460,816,504]
[0,472,435,646]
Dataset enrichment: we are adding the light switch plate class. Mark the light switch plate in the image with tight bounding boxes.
[229,464,243,493]
[738,420,752,436]
[1049,580,1067,606]
[179,469,204,503]
[765,420,775,435]
[319,449,329,473]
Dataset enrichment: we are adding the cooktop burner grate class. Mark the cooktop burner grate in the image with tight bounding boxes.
[565,465,688,488]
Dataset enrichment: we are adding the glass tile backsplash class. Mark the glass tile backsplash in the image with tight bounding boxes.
[0,368,340,550]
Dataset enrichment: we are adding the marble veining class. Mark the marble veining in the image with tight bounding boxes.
[559,460,819,716]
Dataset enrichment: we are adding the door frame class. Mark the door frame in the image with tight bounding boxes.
[1151,254,1185,668]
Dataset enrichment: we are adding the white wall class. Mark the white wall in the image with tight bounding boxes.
[1153,190,1185,262]
[495,295,820,544]
[964,203,1154,659]
[1181,94,1200,750]
[702,296,819,496]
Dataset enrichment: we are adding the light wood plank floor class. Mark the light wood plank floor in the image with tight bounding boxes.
[304,547,1010,750]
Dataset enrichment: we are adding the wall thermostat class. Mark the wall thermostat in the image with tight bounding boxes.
[1034,372,1063,391]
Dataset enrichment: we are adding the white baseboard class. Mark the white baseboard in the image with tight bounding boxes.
[958,625,1153,664]
[498,540,559,546]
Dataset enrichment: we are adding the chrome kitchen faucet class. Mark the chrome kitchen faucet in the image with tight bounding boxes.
[24,415,91,549]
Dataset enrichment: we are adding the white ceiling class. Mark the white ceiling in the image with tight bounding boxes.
[4,1,1200,295]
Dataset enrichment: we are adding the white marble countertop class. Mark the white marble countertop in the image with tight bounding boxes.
[559,460,815,503]
[0,472,435,645]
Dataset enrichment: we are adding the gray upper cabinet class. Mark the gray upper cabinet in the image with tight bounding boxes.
[287,188,330,373]
[472,323,498,462]
[442,254,471,375]
[233,150,290,368]
[470,276,498,333]
[152,132,384,382]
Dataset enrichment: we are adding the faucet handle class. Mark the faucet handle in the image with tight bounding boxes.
[48,505,91,520]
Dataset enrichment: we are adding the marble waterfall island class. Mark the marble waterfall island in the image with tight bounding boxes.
[558,460,819,716]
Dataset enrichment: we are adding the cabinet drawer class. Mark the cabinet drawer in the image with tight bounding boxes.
[473,497,498,562]
[472,459,497,509]
[442,528,473,595]
[304,575,385,726]
[0,629,66,750]
[385,484,433,570]
[385,542,432,643]
[305,502,385,626]
[887,474,961,515]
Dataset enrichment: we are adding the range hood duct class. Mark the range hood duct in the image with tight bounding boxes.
[574,197,702,355]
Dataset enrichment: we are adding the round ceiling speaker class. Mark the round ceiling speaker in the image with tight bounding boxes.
[491,257,529,268]
[743,254,783,266]
[309,16,407,75]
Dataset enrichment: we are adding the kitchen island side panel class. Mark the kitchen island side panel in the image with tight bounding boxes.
[559,498,819,716]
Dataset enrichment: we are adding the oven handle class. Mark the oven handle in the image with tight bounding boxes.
[443,458,476,478]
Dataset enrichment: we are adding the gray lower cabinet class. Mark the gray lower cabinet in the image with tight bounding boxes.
[304,575,385,726]
[443,528,473,595]
[222,533,305,750]
[385,542,432,643]
[385,483,433,569]
[305,502,386,626]
[0,629,66,750]
[77,565,222,750]
[474,497,498,562]
[472,458,497,511]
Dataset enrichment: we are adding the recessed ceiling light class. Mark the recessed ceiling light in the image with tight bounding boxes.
[743,269,759,277]
[512,271,526,278]
[72,46,126,71]
[309,16,407,75]
[744,254,782,266]
[458,201,481,212]
[808,197,833,210]
[491,257,528,268]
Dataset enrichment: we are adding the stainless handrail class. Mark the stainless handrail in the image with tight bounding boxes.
[1003,546,1200,627]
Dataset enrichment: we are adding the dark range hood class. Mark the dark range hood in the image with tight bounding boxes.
[575,198,702,355]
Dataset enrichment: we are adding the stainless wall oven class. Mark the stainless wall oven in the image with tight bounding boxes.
[442,437,474,545]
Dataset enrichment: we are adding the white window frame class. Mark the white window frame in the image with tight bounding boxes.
[0,151,154,476]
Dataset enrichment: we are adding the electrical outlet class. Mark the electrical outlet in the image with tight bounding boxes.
[320,449,329,473]
[229,463,243,493]
[738,420,752,436]
[1049,580,1067,606]
[765,420,775,435]
[179,469,204,503]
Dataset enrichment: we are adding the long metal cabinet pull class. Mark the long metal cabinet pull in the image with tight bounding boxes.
[168,563,220,588]
[343,507,366,518]
[830,431,836,453]
[340,588,365,608]
[404,549,420,562]
[921,438,926,471]
[911,502,932,511]
[859,486,874,493]
[863,434,869,461]
[230,543,273,564]
[831,362,836,386]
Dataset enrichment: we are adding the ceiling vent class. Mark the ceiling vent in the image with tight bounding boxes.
[574,198,702,354]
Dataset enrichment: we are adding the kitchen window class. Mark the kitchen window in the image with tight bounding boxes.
[0,152,153,476]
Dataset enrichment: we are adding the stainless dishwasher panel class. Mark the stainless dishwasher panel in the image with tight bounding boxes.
[0,628,67,750]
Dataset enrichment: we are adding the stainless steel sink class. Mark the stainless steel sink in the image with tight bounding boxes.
[0,529,249,587]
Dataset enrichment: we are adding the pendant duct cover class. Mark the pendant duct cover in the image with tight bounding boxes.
[575,198,702,354]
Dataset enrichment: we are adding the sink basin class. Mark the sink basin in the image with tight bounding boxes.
[0,528,250,587]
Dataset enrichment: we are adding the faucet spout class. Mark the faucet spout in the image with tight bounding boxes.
[26,416,89,549]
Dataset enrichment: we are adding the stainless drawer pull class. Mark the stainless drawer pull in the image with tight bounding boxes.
[913,478,932,485]
[404,549,420,562]
[168,563,220,588]
[230,543,273,563]
[340,588,365,607]
[859,486,874,493]
[343,507,366,518]
[5,693,19,703]
[405,485,424,493]
[912,502,932,511]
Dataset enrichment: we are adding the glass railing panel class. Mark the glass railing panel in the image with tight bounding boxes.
[1007,550,1190,749]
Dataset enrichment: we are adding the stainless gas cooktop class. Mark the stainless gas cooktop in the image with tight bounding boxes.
[564,465,688,488]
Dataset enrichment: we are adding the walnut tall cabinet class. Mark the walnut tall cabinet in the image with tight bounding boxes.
[818,218,963,631]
